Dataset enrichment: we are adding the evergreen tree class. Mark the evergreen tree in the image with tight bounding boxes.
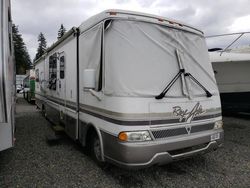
[57,24,66,40]
[12,24,31,74]
[34,32,47,61]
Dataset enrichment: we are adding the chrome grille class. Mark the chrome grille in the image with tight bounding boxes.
[152,127,187,139]
[151,123,214,139]
[191,123,214,133]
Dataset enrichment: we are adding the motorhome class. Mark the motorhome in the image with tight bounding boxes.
[23,70,36,103]
[35,10,223,168]
[0,0,15,151]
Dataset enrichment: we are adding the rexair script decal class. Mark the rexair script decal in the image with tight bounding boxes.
[173,102,205,123]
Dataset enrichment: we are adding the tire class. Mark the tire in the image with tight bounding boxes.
[90,132,106,167]
[42,105,47,119]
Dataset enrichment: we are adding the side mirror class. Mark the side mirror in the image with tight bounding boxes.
[83,69,96,89]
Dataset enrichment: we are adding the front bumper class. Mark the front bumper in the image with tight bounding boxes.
[102,129,224,169]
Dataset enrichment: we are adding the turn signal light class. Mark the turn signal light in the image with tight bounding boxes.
[118,132,128,141]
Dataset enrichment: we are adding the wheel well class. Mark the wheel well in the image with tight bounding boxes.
[86,125,98,147]
[85,125,106,163]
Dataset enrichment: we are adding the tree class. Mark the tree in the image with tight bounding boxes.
[57,24,66,40]
[34,32,47,61]
[12,24,31,74]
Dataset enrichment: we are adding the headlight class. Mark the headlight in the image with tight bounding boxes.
[214,120,223,129]
[118,131,152,142]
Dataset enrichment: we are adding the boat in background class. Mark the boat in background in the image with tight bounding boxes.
[207,32,250,114]
[209,50,250,113]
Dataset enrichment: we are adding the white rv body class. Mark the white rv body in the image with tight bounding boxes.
[210,51,250,112]
[35,10,223,168]
[0,0,15,151]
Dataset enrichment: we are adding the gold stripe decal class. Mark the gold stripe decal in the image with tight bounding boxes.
[39,95,221,126]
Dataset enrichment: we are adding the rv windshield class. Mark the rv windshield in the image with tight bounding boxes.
[104,20,217,97]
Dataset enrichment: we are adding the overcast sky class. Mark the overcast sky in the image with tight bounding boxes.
[12,0,250,60]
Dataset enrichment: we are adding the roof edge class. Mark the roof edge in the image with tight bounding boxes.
[34,27,77,65]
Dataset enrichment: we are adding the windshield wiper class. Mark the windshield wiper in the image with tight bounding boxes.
[184,73,212,98]
[155,69,213,99]
[155,69,185,99]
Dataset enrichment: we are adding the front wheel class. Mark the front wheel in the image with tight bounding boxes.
[90,133,106,167]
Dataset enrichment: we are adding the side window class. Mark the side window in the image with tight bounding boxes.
[60,56,65,79]
[48,54,57,90]
[35,69,39,82]
[49,56,53,79]
[81,23,103,92]
[49,54,57,79]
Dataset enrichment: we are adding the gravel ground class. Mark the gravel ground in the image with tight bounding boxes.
[0,96,250,187]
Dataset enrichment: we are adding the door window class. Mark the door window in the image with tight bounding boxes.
[60,56,65,79]
[48,54,57,90]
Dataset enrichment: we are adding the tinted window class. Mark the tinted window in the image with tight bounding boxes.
[35,69,39,82]
[60,56,65,79]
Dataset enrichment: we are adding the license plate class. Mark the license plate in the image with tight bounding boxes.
[211,133,220,141]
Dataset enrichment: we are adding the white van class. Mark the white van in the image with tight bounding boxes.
[35,10,223,168]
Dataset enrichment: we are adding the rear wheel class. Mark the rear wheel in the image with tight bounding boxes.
[42,105,47,119]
